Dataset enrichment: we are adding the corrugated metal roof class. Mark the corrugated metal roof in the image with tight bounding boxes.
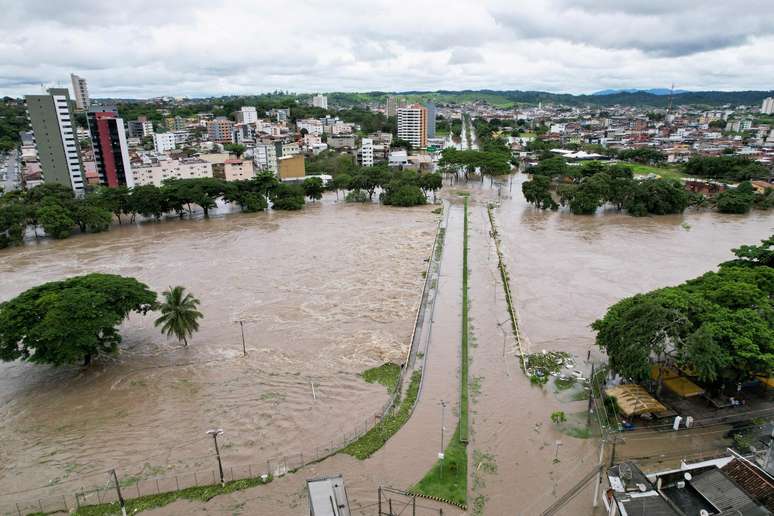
[691,469,769,516]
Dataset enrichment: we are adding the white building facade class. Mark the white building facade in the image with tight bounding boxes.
[131,158,213,187]
[153,133,176,153]
[312,94,328,110]
[360,138,374,167]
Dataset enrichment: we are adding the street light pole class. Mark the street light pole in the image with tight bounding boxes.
[207,429,225,486]
[440,400,447,480]
[108,469,127,516]
[238,320,246,357]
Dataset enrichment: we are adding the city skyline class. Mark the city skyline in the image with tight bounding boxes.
[1,0,773,98]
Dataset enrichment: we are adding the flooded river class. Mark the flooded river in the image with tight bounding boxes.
[0,199,437,498]
[496,174,773,361]
[0,174,771,514]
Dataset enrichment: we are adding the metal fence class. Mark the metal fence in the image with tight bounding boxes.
[1,209,448,516]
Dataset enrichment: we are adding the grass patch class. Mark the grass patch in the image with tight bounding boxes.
[625,162,685,181]
[73,475,271,515]
[343,370,421,460]
[554,376,576,391]
[361,363,401,394]
[460,197,469,443]
[571,389,590,401]
[565,426,593,439]
[410,427,468,507]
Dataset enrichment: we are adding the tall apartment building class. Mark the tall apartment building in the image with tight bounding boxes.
[70,74,89,110]
[236,106,258,124]
[762,97,774,115]
[386,96,397,118]
[253,142,278,173]
[207,117,235,144]
[424,102,437,138]
[88,108,134,187]
[397,104,428,149]
[25,88,85,193]
[131,158,213,187]
[359,138,374,167]
[153,132,176,153]
[165,116,187,131]
[127,116,154,138]
[312,94,328,110]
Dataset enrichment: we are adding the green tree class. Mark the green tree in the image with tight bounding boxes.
[330,173,352,200]
[0,274,157,365]
[224,143,247,158]
[37,203,75,239]
[522,175,558,210]
[302,176,325,202]
[721,235,773,269]
[0,202,27,248]
[716,182,755,214]
[73,201,113,233]
[154,286,203,347]
[271,183,306,210]
[130,185,167,221]
[531,156,569,178]
[593,261,774,385]
[418,173,443,203]
[94,186,131,224]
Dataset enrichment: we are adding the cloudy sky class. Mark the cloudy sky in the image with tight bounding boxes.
[1,0,773,98]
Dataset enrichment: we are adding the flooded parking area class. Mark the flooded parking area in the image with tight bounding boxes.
[0,200,437,498]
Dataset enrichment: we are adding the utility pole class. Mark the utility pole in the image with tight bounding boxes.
[108,469,127,516]
[207,429,225,486]
[236,320,246,356]
[588,363,596,426]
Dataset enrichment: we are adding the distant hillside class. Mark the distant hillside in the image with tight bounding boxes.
[327,89,774,109]
[592,88,688,96]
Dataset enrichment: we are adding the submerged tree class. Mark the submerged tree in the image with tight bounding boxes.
[0,274,157,365]
[155,286,203,347]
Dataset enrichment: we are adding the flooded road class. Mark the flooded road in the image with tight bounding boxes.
[0,199,437,500]
[461,173,771,515]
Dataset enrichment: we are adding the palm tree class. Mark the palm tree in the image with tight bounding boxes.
[154,286,203,346]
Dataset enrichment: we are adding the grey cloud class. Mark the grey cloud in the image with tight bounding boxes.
[448,48,483,65]
[490,1,774,56]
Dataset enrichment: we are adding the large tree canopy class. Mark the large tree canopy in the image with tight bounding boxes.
[593,243,774,385]
[0,274,157,366]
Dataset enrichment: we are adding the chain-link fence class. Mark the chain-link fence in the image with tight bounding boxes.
[1,214,447,516]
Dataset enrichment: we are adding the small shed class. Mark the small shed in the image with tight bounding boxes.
[307,475,351,516]
[607,384,667,417]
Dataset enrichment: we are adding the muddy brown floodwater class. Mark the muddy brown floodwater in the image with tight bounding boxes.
[497,173,773,362]
[0,199,437,501]
[460,174,771,515]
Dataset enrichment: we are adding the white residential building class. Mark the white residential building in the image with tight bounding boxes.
[761,97,774,115]
[303,133,322,147]
[253,143,278,173]
[172,131,191,145]
[128,118,155,138]
[297,118,324,135]
[388,150,409,167]
[70,74,89,110]
[312,94,328,110]
[153,133,176,153]
[360,138,374,167]
[131,158,213,187]
[397,105,428,149]
[237,106,258,124]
